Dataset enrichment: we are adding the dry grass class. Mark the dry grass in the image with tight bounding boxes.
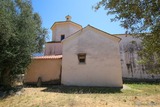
[0,83,160,107]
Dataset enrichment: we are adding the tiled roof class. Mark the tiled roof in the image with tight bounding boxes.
[33,55,62,60]
[51,21,82,29]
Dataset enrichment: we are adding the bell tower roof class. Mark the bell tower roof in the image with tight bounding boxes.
[50,16,82,29]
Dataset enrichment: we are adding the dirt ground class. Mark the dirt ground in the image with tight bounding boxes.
[0,84,160,107]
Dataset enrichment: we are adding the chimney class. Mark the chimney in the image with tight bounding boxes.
[65,15,71,21]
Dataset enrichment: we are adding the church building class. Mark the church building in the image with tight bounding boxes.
[24,15,160,87]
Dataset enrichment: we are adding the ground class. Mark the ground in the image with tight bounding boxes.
[0,83,160,107]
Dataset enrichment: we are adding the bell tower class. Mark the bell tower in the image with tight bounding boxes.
[51,15,82,42]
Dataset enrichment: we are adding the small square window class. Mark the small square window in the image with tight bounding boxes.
[61,35,65,41]
[78,53,86,64]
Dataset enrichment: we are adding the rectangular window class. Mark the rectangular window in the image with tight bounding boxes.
[61,35,65,41]
[78,53,86,64]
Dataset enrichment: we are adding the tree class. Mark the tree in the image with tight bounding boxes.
[0,0,47,86]
[94,0,160,73]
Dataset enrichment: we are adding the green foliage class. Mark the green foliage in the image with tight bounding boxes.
[0,0,47,86]
[94,0,160,73]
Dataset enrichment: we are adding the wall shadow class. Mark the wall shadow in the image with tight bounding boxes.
[41,85,122,94]
[123,78,160,84]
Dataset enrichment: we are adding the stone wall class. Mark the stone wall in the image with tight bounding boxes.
[116,34,160,79]
[24,58,62,84]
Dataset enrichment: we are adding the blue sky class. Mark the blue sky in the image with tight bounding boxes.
[32,0,125,41]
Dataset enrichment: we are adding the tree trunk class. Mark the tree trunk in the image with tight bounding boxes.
[0,68,11,87]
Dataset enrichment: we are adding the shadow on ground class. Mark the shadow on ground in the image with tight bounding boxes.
[0,85,24,99]
[41,85,122,94]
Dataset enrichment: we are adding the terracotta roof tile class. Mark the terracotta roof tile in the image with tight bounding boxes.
[33,55,62,60]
